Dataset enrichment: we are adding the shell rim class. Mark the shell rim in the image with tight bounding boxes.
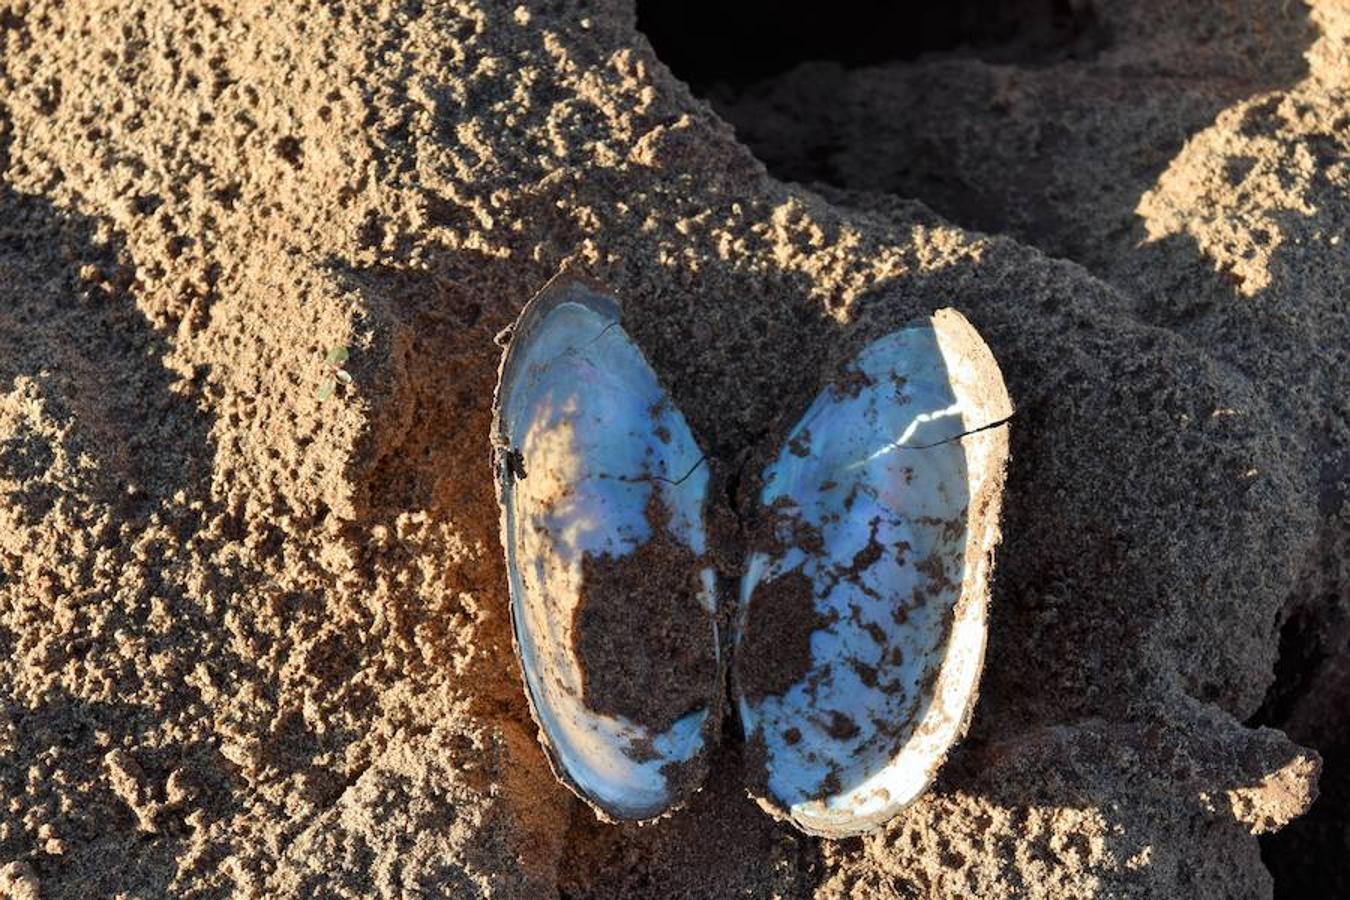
[740,307,1014,839]
[490,278,1013,835]
[489,268,723,825]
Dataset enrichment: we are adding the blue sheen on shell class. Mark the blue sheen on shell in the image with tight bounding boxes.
[493,278,718,821]
[735,310,1011,837]
[493,272,1011,836]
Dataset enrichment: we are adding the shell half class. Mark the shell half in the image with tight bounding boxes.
[492,276,721,822]
[733,309,1012,837]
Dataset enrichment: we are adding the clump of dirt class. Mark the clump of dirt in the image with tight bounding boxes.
[572,492,717,735]
[736,570,831,702]
[823,711,859,740]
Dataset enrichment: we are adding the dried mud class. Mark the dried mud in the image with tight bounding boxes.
[572,495,715,735]
[0,0,1345,897]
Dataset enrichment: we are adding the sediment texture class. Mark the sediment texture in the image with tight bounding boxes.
[0,0,1344,896]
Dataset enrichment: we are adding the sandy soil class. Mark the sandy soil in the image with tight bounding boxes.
[0,0,1345,897]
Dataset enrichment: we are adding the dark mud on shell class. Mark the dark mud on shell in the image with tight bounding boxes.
[572,493,717,736]
[736,569,832,703]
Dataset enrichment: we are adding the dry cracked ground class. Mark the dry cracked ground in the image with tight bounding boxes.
[0,0,1347,897]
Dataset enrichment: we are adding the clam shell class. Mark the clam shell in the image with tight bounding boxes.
[491,275,721,821]
[733,309,1012,837]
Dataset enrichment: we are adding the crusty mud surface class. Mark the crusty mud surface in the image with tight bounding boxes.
[572,495,715,735]
[736,570,826,703]
[0,0,1345,897]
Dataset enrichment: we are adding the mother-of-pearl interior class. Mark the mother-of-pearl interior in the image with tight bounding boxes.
[494,279,718,820]
[735,310,1012,837]
[494,275,1011,833]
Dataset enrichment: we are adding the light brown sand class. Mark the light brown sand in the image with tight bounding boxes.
[0,0,1344,896]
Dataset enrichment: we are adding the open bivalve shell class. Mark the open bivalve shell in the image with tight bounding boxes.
[492,275,1012,835]
[491,275,722,822]
[733,311,1013,837]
